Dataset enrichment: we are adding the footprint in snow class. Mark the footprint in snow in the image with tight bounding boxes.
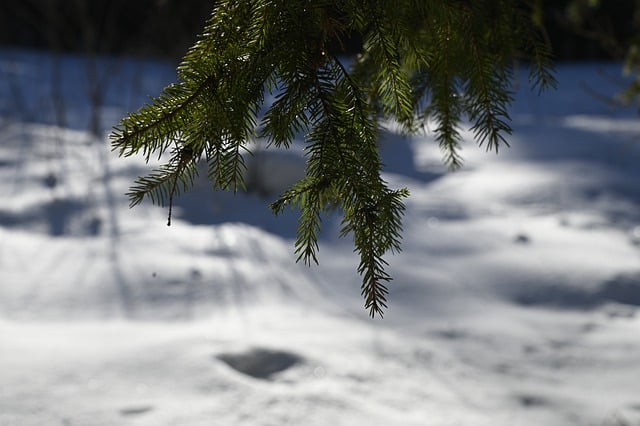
[216,348,303,380]
[119,405,154,416]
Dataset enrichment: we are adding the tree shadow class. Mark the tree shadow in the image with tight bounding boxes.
[511,272,640,310]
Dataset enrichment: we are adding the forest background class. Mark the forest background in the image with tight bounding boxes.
[0,1,637,63]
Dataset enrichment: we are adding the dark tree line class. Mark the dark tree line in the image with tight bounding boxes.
[0,0,212,59]
[1,0,639,61]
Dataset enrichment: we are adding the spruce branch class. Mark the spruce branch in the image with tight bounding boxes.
[111,0,556,317]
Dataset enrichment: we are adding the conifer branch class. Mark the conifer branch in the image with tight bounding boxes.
[111,0,555,317]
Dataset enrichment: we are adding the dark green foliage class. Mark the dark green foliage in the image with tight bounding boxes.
[111,0,555,317]
[553,1,640,107]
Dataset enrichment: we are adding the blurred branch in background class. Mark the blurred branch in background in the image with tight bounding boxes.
[548,0,640,108]
[543,0,640,61]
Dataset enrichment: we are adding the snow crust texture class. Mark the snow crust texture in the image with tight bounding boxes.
[1,50,640,425]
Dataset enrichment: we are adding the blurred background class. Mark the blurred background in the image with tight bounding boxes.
[0,0,639,61]
[0,0,212,60]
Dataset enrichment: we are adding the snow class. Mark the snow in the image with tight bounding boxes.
[1,49,640,425]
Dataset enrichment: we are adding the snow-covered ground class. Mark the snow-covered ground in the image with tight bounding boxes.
[1,49,640,425]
